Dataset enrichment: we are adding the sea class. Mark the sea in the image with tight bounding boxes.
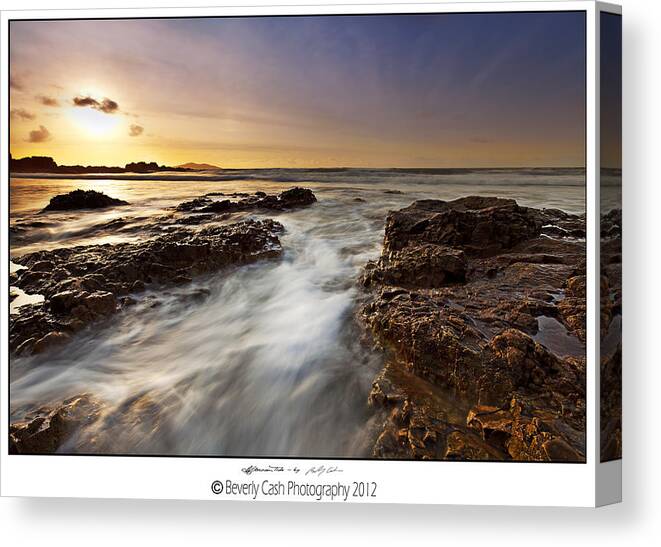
[8,167,602,456]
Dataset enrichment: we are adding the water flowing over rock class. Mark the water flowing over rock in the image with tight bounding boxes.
[10,219,285,357]
[41,189,129,212]
[360,196,587,462]
[10,187,324,454]
[10,395,102,454]
[175,187,317,214]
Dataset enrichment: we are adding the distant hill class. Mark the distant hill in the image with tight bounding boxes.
[9,154,189,174]
[9,155,59,171]
[177,162,219,170]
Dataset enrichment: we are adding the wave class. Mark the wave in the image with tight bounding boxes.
[11,166,586,187]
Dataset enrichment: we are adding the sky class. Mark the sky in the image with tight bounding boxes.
[600,13,622,170]
[9,12,586,168]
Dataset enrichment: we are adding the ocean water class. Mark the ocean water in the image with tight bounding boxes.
[8,168,591,456]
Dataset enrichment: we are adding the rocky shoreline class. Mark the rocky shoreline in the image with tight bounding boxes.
[9,187,316,358]
[9,190,605,461]
[360,196,589,461]
[9,187,319,453]
[600,209,623,461]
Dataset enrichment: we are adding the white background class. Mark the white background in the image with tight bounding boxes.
[1,0,659,543]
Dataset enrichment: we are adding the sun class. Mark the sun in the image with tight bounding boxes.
[69,107,120,137]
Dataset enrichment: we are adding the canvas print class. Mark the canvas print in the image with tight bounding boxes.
[8,12,588,462]
[599,11,622,462]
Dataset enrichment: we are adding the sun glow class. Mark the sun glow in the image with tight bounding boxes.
[69,107,120,137]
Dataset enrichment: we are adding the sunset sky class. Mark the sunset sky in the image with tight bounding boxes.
[9,12,586,168]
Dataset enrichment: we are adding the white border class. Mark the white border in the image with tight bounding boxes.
[0,1,605,506]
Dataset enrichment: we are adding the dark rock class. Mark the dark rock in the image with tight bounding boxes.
[32,331,71,354]
[444,430,501,460]
[362,244,466,289]
[278,187,317,207]
[367,359,504,461]
[382,196,542,256]
[600,208,622,461]
[601,344,622,461]
[558,274,587,341]
[361,196,586,461]
[465,398,584,462]
[176,187,316,214]
[601,208,622,239]
[9,395,102,454]
[10,219,284,355]
[41,189,129,212]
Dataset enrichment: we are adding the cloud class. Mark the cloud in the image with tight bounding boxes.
[73,95,119,114]
[11,108,36,121]
[72,96,99,108]
[99,98,119,113]
[27,125,51,143]
[470,137,493,144]
[129,124,144,137]
[36,95,60,107]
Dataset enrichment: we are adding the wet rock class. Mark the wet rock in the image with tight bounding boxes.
[483,329,567,403]
[444,430,502,461]
[176,187,316,214]
[41,189,129,212]
[9,395,102,454]
[371,397,449,460]
[10,219,284,356]
[541,209,587,239]
[601,343,622,461]
[367,359,504,461]
[361,196,586,461]
[382,196,542,256]
[600,208,622,461]
[371,390,505,461]
[77,292,118,319]
[601,208,622,239]
[466,405,513,451]
[278,187,317,207]
[50,290,82,313]
[362,244,466,289]
[30,260,54,272]
[466,398,584,462]
[558,274,587,341]
[173,287,212,303]
[32,331,71,354]
[542,437,584,461]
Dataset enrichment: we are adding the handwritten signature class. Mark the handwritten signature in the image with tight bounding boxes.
[241,464,343,477]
